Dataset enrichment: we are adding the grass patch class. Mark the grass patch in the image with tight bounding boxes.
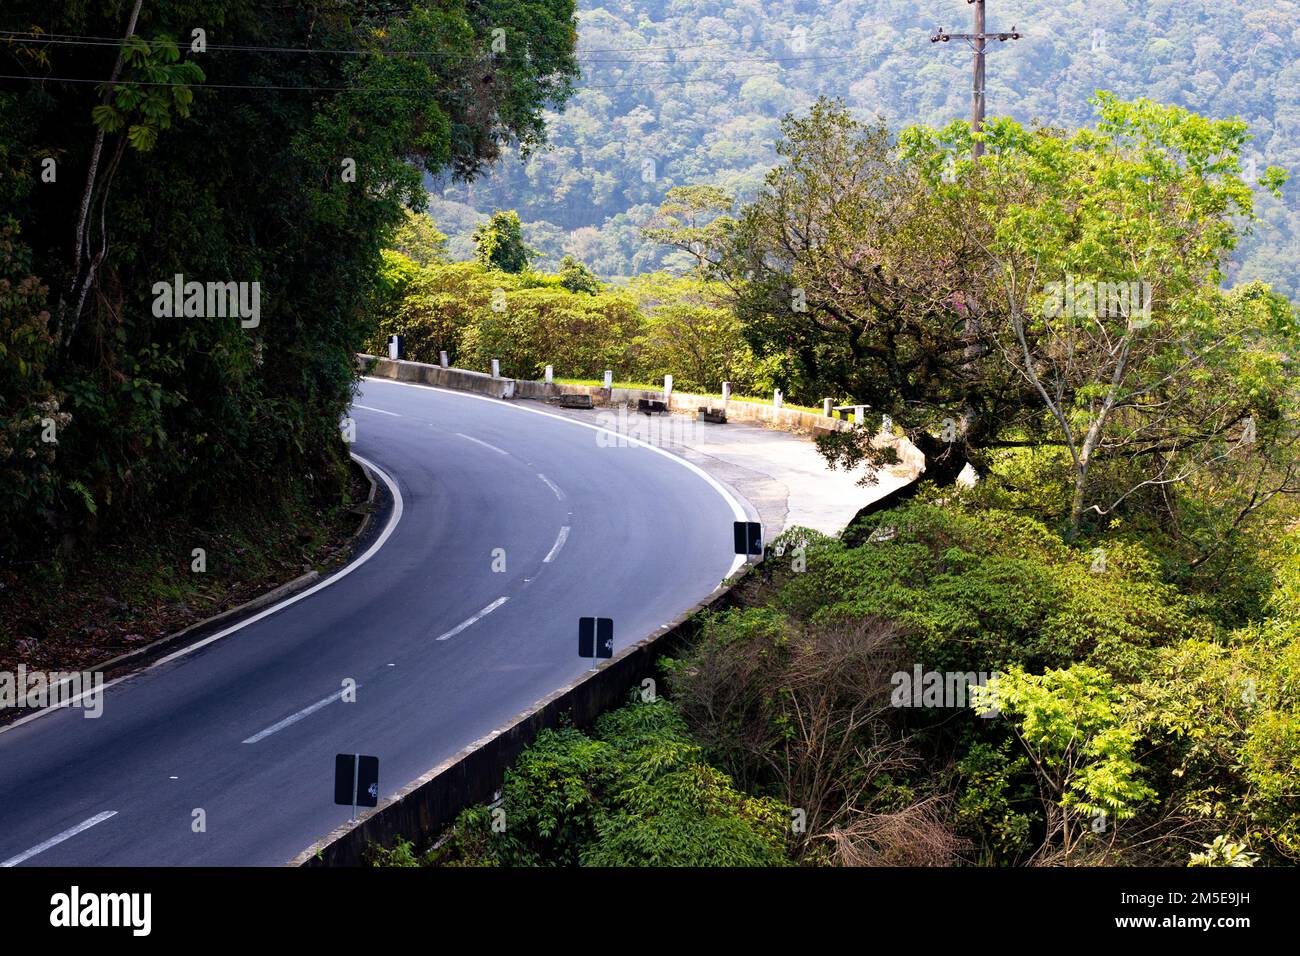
[554,376,664,391]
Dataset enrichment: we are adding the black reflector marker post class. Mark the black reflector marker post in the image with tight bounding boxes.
[334,753,379,822]
[733,521,762,558]
[579,617,614,671]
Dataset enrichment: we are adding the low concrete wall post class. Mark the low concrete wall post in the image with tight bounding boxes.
[359,355,924,451]
[439,350,449,369]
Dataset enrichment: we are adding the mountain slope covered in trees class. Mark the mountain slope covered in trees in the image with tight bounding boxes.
[433,0,1300,297]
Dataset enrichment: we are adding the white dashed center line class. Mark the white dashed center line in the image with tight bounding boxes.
[455,433,508,455]
[435,596,510,642]
[1,811,118,867]
[242,687,355,744]
[537,474,565,501]
[352,404,400,416]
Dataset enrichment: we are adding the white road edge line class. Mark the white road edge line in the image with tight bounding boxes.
[435,596,509,642]
[242,688,352,744]
[543,526,570,564]
[1,811,118,867]
[454,432,509,456]
[0,453,405,738]
[365,377,750,578]
[352,403,401,417]
[537,473,565,501]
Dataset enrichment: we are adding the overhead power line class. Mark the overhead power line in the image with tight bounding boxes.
[0,25,860,61]
[0,52,862,94]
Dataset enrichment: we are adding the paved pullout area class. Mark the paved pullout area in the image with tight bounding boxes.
[537,399,916,538]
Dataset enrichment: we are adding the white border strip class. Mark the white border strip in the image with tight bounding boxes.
[0,454,405,737]
[543,526,570,564]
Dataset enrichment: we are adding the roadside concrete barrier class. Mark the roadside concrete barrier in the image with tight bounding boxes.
[359,354,926,474]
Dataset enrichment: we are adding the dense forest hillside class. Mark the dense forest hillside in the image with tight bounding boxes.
[0,0,577,560]
[432,0,1300,296]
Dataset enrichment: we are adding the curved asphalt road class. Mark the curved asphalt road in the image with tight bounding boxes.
[0,378,746,865]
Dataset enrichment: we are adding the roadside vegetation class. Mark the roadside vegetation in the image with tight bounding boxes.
[367,209,777,396]
[379,496,1298,867]
[372,698,792,867]
[0,467,368,674]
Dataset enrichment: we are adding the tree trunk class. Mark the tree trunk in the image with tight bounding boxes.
[911,430,971,487]
[1067,462,1089,540]
[55,0,144,352]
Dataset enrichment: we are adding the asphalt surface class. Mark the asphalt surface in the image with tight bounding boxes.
[0,378,746,865]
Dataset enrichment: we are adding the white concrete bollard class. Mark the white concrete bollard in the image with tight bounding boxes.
[722,382,732,408]
[491,358,500,379]
[664,374,673,400]
[855,406,864,425]
[439,350,449,369]
[603,370,613,390]
[544,365,553,384]
[823,398,832,417]
[773,388,783,410]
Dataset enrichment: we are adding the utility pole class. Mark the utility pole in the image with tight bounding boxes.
[931,2,1022,158]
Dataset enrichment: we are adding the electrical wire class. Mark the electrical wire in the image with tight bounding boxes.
[0,25,860,61]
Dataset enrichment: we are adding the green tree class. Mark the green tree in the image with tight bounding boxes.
[924,94,1300,537]
[0,0,578,556]
[722,99,1032,485]
[629,272,755,393]
[473,210,533,273]
[556,254,601,294]
[415,698,791,867]
[390,209,449,267]
[976,665,1156,862]
[642,184,736,278]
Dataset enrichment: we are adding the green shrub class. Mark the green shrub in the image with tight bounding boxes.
[412,698,792,867]
[776,504,1203,676]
